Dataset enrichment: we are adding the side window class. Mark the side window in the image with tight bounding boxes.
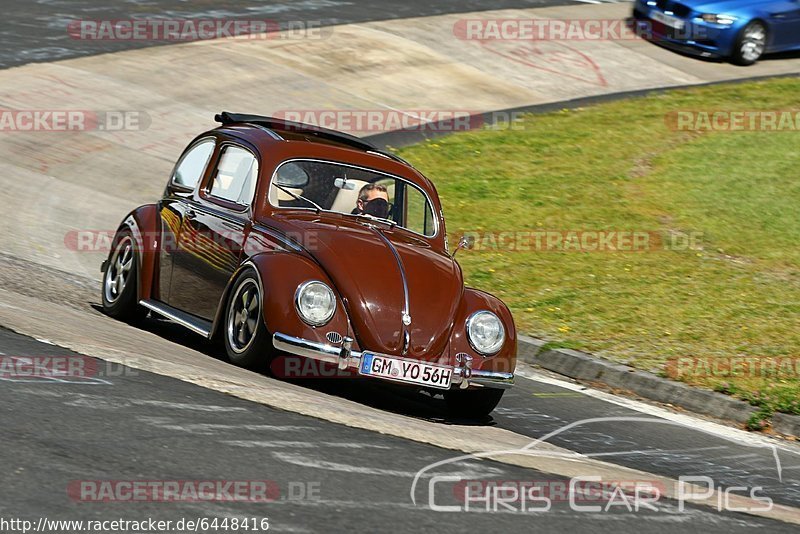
[403,183,435,237]
[208,146,259,206]
[172,139,215,189]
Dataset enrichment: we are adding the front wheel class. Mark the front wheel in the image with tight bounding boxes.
[444,388,505,419]
[102,229,145,321]
[732,21,767,66]
[223,270,273,370]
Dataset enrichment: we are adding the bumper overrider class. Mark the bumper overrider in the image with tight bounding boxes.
[272,332,514,390]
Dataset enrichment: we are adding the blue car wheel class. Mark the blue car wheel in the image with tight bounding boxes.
[732,20,768,65]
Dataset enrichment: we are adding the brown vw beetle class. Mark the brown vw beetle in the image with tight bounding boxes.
[102,112,516,417]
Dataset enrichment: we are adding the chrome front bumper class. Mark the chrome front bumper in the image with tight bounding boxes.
[272,332,514,390]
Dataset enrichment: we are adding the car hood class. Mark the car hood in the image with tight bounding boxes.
[674,0,754,14]
[274,213,463,360]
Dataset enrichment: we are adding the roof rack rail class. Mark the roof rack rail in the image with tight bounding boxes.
[214,111,408,165]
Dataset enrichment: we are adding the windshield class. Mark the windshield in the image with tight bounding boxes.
[268,159,438,237]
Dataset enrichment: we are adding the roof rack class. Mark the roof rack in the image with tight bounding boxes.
[214,111,408,165]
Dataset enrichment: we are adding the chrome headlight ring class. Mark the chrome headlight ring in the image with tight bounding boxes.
[294,280,336,327]
[466,310,506,356]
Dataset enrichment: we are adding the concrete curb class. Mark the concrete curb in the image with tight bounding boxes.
[515,335,800,438]
[773,414,800,439]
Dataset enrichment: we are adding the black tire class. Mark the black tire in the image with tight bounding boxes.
[731,21,767,66]
[223,269,273,370]
[445,388,505,419]
[102,229,145,321]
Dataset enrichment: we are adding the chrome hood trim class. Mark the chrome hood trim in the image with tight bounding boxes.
[369,225,412,353]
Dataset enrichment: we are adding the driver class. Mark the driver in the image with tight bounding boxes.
[352,183,391,219]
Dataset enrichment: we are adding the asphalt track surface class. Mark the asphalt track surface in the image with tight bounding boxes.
[0,0,616,69]
[1,326,797,533]
[3,258,798,514]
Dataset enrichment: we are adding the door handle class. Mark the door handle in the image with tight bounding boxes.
[185,208,197,219]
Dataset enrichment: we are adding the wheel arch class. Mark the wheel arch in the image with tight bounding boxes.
[751,18,771,50]
[731,17,770,59]
[209,259,265,341]
[209,252,352,347]
[114,204,159,301]
[450,287,518,376]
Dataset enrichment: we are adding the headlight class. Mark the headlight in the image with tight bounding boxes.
[294,281,336,326]
[700,14,736,25]
[466,311,505,355]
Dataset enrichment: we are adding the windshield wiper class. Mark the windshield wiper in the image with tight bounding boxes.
[271,183,322,213]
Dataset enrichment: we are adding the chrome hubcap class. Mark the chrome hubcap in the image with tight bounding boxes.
[741,24,766,62]
[227,280,260,353]
[104,237,133,304]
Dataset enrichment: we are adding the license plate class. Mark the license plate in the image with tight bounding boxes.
[650,10,685,30]
[359,353,453,389]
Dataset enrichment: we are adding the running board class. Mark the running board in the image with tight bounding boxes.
[139,299,213,338]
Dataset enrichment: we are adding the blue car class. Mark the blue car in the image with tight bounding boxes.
[633,0,800,65]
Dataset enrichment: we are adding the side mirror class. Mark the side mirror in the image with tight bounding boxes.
[275,162,310,188]
[452,234,475,257]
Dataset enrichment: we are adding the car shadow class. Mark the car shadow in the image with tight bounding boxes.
[91,304,498,427]
[286,374,498,427]
[762,50,800,63]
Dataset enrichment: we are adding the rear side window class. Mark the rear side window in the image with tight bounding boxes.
[209,146,259,206]
[172,139,215,189]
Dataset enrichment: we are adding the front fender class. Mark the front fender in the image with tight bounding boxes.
[117,204,158,301]
[246,252,352,349]
[449,288,517,375]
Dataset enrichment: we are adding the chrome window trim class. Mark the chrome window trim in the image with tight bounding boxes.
[251,222,304,252]
[267,158,441,239]
[245,123,284,140]
[205,142,260,209]
[170,136,216,191]
[183,199,248,226]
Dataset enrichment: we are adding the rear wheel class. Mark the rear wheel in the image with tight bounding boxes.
[444,388,505,419]
[732,21,767,66]
[224,270,273,370]
[102,230,145,321]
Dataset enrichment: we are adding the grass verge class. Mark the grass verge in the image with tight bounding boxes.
[396,78,800,420]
